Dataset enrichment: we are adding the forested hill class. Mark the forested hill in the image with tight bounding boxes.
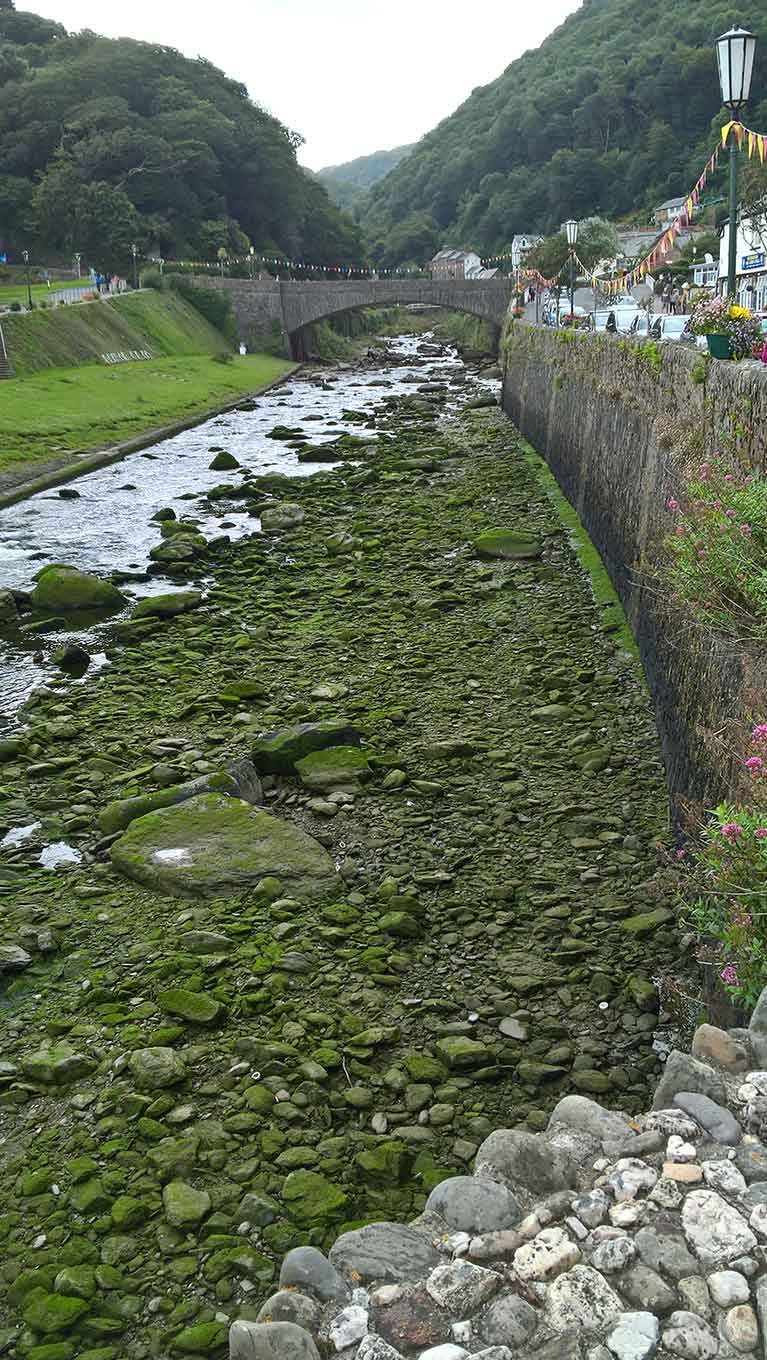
[0,8,363,265]
[363,0,767,256]
[318,144,415,215]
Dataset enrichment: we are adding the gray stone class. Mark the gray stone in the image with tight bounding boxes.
[514,1227,581,1281]
[0,944,32,973]
[733,1143,767,1183]
[620,1265,678,1316]
[425,1177,521,1235]
[606,1312,660,1360]
[548,1095,633,1144]
[228,1320,321,1360]
[328,1304,369,1351]
[329,1222,440,1284]
[475,1290,539,1349]
[473,1129,578,1205]
[591,1236,637,1273]
[754,1278,767,1360]
[673,1093,741,1146]
[425,1259,501,1315]
[634,1224,698,1281]
[691,1025,750,1074]
[256,1291,322,1332]
[356,1339,405,1360]
[280,1246,351,1303]
[748,985,767,1033]
[652,1053,725,1111]
[471,1351,513,1360]
[128,1046,186,1091]
[722,1303,759,1352]
[543,1265,623,1333]
[706,1271,749,1307]
[741,1179,767,1210]
[572,1189,611,1229]
[701,1159,746,1196]
[681,1191,756,1268]
[678,1279,711,1320]
[661,1312,718,1360]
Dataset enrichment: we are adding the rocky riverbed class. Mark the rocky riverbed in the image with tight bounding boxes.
[0,337,675,1358]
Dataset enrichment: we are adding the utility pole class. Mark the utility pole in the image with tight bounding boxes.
[22,249,32,309]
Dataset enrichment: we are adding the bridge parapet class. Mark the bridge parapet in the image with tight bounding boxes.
[191,276,513,357]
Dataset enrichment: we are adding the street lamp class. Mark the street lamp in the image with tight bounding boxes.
[249,245,255,281]
[21,249,32,310]
[74,252,81,279]
[717,25,758,298]
[131,242,138,289]
[565,219,578,320]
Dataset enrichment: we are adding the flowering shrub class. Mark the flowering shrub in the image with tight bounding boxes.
[663,456,767,641]
[688,296,762,359]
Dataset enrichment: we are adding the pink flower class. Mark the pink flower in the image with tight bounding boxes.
[721,822,744,840]
[725,474,735,483]
[675,848,686,860]
[667,498,680,512]
[740,524,752,537]
[713,499,722,510]
[697,549,706,559]
[745,756,764,774]
[725,508,737,519]
[721,964,740,985]
[752,725,767,743]
[756,828,767,839]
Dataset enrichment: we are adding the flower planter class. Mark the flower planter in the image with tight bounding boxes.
[707,333,732,360]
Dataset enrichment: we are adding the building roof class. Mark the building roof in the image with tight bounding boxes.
[654,196,687,212]
[430,248,480,263]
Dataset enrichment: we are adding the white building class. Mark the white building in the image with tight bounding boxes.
[691,258,719,289]
[719,214,767,310]
[510,234,542,269]
[429,249,483,280]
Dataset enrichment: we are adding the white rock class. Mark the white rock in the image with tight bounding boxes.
[701,1160,747,1197]
[678,1278,711,1320]
[572,1189,611,1228]
[722,1302,759,1352]
[738,1083,758,1103]
[591,1237,637,1274]
[513,1227,581,1282]
[610,1201,648,1228]
[667,1136,697,1163]
[450,1319,472,1345]
[418,1348,469,1360]
[357,1338,403,1360]
[606,1311,660,1360]
[649,1178,683,1209]
[329,1304,368,1351]
[707,1270,750,1308]
[681,1191,757,1268]
[662,1310,719,1359]
[745,1071,767,1093]
[426,1259,501,1313]
[645,1111,700,1140]
[566,1215,589,1241]
[543,1264,623,1333]
[608,1159,658,1202]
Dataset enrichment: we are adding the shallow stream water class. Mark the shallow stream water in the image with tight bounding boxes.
[0,334,498,727]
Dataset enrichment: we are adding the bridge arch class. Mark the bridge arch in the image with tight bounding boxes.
[191,276,514,358]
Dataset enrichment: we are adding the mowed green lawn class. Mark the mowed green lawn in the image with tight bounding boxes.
[0,353,294,474]
[0,279,85,307]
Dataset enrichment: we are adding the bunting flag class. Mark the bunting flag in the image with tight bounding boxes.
[163,254,425,278]
[721,118,767,163]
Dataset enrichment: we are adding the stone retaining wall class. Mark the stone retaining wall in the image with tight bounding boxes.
[501,325,767,821]
[228,1004,767,1359]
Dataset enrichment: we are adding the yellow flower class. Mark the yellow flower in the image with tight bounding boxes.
[730,305,751,318]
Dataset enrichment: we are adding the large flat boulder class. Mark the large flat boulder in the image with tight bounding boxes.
[110,793,336,899]
[30,564,125,612]
[253,720,361,774]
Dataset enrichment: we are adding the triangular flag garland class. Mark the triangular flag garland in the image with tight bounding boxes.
[159,255,428,279]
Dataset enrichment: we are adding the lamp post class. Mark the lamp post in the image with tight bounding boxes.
[565,218,578,320]
[249,246,255,281]
[717,25,758,299]
[21,249,32,310]
[131,242,138,290]
[74,251,81,279]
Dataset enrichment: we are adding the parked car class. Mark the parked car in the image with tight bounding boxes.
[628,314,653,338]
[650,314,694,344]
[593,311,612,333]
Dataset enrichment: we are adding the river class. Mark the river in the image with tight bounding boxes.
[0,333,498,727]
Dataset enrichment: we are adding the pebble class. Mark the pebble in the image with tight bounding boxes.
[707,1270,750,1307]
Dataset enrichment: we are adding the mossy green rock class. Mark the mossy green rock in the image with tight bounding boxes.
[21,1044,94,1085]
[131,592,202,620]
[281,1170,348,1224]
[30,565,125,613]
[474,528,542,560]
[356,1140,411,1184]
[208,450,239,471]
[163,1180,211,1228]
[110,793,336,899]
[27,1345,76,1360]
[380,911,421,939]
[260,502,305,532]
[620,907,674,936]
[128,1046,186,1090]
[24,1291,90,1335]
[171,1321,228,1354]
[157,988,223,1025]
[295,745,371,792]
[53,1267,96,1300]
[252,719,361,774]
[434,1036,491,1070]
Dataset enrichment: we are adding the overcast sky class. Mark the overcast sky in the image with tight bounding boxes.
[24,0,582,169]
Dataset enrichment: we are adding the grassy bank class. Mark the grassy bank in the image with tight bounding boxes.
[2,290,228,376]
[0,353,293,478]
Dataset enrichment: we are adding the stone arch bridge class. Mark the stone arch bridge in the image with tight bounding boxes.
[192,276,514,358]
